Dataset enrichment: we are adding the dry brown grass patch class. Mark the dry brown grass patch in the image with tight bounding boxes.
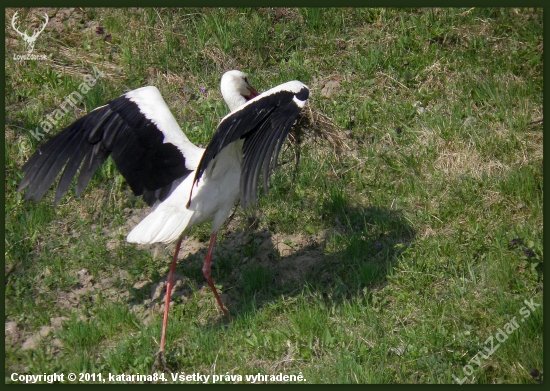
[434,141,508,180]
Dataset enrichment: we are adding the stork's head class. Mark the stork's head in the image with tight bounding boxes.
[221,70,260,112]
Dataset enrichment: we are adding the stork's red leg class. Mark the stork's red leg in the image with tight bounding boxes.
[202,232,230,320]
[159,235,184,353]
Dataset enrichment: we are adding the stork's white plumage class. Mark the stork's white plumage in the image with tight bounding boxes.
[18,70,309,356]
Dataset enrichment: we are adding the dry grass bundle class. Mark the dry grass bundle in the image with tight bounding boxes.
[281,102,354,181]
[290,102,351,156]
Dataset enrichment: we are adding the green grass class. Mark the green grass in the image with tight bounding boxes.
[5,7,542,384]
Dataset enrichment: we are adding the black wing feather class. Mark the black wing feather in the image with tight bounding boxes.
[241,102,299,207]
[18,94,192,206]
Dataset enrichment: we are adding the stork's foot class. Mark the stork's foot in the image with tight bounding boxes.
[220,304,231,322]
[152,350,172,374]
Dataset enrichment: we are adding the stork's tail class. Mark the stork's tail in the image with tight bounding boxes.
[127,204,193,244]
[127,177,195,244]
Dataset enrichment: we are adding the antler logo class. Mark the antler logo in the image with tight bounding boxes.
[11,11,49,54]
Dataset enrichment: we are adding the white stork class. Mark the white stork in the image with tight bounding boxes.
[18,70,309,355]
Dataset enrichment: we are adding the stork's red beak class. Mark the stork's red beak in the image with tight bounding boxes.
[246,86,260,100]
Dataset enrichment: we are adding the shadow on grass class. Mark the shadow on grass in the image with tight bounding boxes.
[230,205,415,316]
[134,204,416,327]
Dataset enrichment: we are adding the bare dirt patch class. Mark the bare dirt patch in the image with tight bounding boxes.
[38,207,329,330]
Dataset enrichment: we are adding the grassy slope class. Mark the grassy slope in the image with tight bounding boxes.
[5,8,542,383]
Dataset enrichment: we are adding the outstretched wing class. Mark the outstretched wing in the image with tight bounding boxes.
[191,81,309,208]
[18,86,204,206]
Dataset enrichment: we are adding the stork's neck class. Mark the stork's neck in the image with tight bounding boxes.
[221,86,248,112]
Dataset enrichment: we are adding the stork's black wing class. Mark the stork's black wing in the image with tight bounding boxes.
[18,86,204,206]
[191,81,309,208]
